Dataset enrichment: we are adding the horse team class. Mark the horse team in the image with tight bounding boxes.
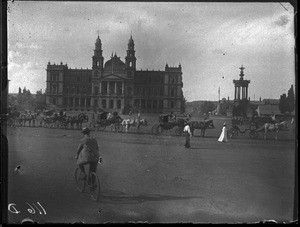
[5,108,291,140]
[6,109,89,129]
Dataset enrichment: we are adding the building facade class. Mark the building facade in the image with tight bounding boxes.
[46,35,185,114]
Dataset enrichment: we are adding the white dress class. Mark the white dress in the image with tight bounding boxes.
[218,126,228,142]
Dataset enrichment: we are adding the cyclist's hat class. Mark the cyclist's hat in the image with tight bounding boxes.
[81,127,90,134]
[223,122,226,126]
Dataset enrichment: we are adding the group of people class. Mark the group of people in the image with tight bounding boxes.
[182,119,228,149]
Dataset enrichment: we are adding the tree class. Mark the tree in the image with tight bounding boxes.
[201,101,215,114]
[286,85,295,113]
[35,89,46,111]
[279,85,295,114]
[279,93,288,114]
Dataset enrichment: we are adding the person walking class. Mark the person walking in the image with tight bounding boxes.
[183,121,192,148]
[218,122,228,142]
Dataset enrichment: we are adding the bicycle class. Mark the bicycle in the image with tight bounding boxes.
[75,157,102,201]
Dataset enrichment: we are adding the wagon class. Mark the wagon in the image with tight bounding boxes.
[89,113,123,133]
[151,114,186,136]
[227,117,258,139]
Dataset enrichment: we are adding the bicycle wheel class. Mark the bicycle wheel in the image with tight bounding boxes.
[89,172,100,201]
[75,168,86,193]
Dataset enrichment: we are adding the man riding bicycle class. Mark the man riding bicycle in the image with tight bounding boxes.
[75,127,100,189]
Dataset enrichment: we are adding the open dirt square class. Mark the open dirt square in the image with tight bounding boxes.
[6,118,296,224]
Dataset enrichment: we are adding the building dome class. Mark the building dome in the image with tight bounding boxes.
[103,54,126,73]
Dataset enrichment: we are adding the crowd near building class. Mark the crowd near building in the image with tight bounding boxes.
[46,35,185,114]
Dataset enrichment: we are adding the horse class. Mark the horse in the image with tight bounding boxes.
[121,118,148,133]
[67,113,89,129]
[18,113,36,127]
[189,119,215,137]
[257,121,289,141]
[7,109,21,127]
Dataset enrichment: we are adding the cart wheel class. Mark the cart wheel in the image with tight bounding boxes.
[175,127,184,136]
[156,125,163,135]
[98,125,106,131]
[115,124,123,133]
[253,131,258,139]
[228,128,237,139]
[249,130,258,139]
[151,124,159,134]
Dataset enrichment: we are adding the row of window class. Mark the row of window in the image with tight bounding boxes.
[64,86,91,95]
[64,74,92,83]
[93,99,122,109]
[135,87,178,97]
[63,98,91,107]
[52,97,178,109]
[61,86,178,97]
[50,72,59,81]
[134,99,176,109]
[135,75,164,84]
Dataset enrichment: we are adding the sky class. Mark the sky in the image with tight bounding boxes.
[7,1,295,102]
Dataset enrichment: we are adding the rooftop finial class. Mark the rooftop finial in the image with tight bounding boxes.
[239,65,245,80]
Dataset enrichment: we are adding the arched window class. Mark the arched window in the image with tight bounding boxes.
[127,87,132,95]
[171,88,175,97]
[102,99,106,109]
[109,100,114,109]
[117,100,121,109]
[170,101,174,108]
[96,61,100,67]
[94,86,99,94]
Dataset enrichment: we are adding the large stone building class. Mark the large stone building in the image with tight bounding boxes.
[46,35,185,114]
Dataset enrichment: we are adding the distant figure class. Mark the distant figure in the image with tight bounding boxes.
[218,122,228,142]
[170,112,176,122]
[186,114,191,121]
[183,121,192,148]
[270,112,276,124]
[137,111,141,122]
[107,112,112,120]
[291,117,294,125]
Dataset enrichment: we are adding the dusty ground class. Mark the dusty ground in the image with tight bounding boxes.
[5,117,296,224]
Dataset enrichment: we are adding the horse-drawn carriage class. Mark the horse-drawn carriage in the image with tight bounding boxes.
[42,112,88,129]
[89,111,123,132]
[227,116,289,141]
[151,114,186,135]
[248,116,289,141]
[227,116,258,139]
[189,119,215,137]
